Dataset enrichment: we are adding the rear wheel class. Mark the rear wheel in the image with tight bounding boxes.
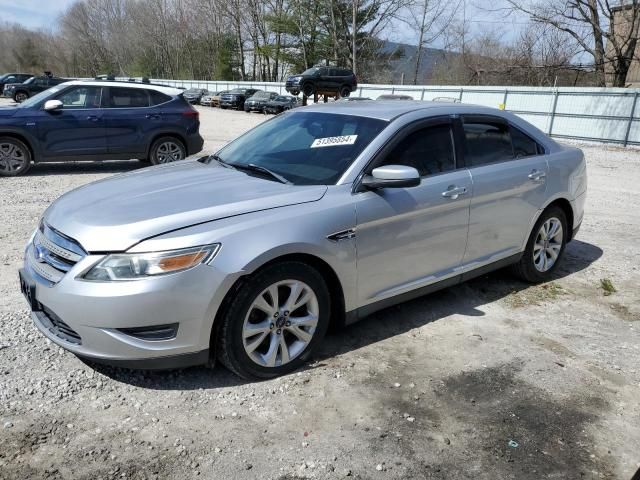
[216,261,330,380]
[13,91,28,103]
[149,137,186,165]
[512,206,568,283]
[0,137,32,176]
[339,86,351,98]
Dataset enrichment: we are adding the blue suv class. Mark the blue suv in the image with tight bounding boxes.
[0,80,204,176]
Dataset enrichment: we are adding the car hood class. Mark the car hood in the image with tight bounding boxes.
[0,107,17,117]
[44,160,328,252]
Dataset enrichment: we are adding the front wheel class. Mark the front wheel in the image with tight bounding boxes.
[216,262,330,380]
[0,137,32,176]
[302,83,314,97]
[149,137,186,165]
[512,206,568,283]
[13,91,28,103]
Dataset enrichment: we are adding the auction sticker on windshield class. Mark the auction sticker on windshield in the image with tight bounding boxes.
[310,135,358,148]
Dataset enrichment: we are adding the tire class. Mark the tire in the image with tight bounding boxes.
[0,137,32,176]
[216,261,330,380]
[13,91,28,103]
[512,206,568,283]
[302,82,314,97]
[339,86,351,98]
[148,136,186,165]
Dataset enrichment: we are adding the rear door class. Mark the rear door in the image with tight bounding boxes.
[36,85,107,159]
[459,115,548,265]
[102,87,151,156]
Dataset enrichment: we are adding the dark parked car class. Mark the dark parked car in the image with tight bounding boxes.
[0,80,204,176]
[219,88,260,110]
[285,66,357,98]
[183,88,209,104]
[4,76,70,103]
[0,73,33,93]
[264,95,299,114]
[244,91,278,113]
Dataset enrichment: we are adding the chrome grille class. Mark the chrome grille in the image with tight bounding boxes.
[26,224,86,285]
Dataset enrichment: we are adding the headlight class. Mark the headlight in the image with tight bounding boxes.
[82,244,220,281]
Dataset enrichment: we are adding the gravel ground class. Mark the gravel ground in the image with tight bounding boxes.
[0,98,639,480]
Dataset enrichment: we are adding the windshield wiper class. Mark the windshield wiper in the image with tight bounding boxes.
[209,154,235,169]
[237,163,292,185]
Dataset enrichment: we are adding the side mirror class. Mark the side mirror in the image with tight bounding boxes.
[361,165,420,190]
[44,100,63,112]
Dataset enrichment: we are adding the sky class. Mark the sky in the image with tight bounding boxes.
[0,0,526,47]
[0,0,75,30]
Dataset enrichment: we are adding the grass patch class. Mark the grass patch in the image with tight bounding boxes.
[504,282,568,309]
[600,278,617,296]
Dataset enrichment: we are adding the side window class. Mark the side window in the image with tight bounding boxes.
[380,124,455,176]
[318,67,328,76]
[55,86,102,108]
[5,76,16,83]
[106,87,149,108]
[511,126,542,158]
[462,119,513,167]
[329,68,338,76]
[34,78,47,86]
[149,90,171,106]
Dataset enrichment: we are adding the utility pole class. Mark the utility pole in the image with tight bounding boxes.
[352,0,357,74]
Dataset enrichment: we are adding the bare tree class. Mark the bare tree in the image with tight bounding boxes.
[407,0,460,84]
[504,0,640,87]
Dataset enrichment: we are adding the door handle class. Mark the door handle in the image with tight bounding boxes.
[442,186,468,199]
[528,169,546,181]
[86,115,100,122]
[145,114,161,120]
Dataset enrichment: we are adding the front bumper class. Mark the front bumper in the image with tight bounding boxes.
[220,100,241,108]
[21,251,237,370]
[244,103,265,112]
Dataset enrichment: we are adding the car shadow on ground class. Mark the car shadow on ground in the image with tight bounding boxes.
[25,160,144,176]
[88,239,603,390]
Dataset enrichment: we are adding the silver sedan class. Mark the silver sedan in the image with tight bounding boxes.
[20,101,587,379]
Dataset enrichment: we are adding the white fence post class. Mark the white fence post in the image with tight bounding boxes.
[548,90,560,135]
[624,91,639,147]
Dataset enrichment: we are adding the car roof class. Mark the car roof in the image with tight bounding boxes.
[68,80,183,96]
[300,100,508,121]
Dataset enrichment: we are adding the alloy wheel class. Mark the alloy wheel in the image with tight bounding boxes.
[0,142,27,173]
[533,217,563,272]
[242,280,319,368]
[155,141,184,163]
[15,93,27,103]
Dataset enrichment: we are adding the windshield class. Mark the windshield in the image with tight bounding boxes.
[22,77,37,85]
[230,88,246,94]
[16,85,65,108]
[214,111,387,185]
[275,96,290,102]
[184,88,201,94]
[252,92,272,99]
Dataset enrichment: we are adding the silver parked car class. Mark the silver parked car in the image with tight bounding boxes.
[20,101,587,379]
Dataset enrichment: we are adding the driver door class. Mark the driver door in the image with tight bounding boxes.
[354,117,471,306]
[36,85,107,159]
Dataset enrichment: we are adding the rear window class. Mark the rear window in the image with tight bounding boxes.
[106,87,149,108]
[462,119,513,166]
[511,126,542,157]
[149,90,172,105]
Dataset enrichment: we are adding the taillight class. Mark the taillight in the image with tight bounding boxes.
[182,109,199,119]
